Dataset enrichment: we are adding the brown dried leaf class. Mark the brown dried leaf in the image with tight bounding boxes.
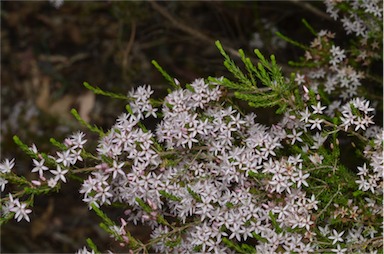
[77,91,95,123]
[48,95,75,120]
[35,77,51,111]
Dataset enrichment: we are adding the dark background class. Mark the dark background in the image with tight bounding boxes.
[1,1,338,252]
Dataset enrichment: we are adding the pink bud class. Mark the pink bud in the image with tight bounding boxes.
[150,211,158,218]
[32,180,41,186]
[122,235,129,243]
[96,163,109,170]
[120,218,127,227]
[142,214,150,221]
[64,138,72,146]
[147,199,157,210]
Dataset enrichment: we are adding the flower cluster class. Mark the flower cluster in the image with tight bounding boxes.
[303,29,367,100]
[72,75,379,253]
[0,131,87,222]
[324,0,382,38]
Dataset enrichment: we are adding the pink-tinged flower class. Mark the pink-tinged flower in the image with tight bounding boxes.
[299,108,311,123]
[0,177,8,191]
[287,129,303,145]
[55,150,75,167]
[328,229,345,245]
[329,45,346,66]
[29,144,39,154]
[293,170,310,188]
[50,165,69,183]
[31,180,41,186]
[308,118,323,130]
[47,178,58,188]
[331,244,347,253]
[295,73,306,85]
[311,102,327,114]
[357,163,369,176]
[10,198,32,222]
[106,160,125,179]
[31,159,49,178]
[0,158,15,173]
[68,131,87,149]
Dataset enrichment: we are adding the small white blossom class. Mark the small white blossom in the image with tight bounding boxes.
[76,246,95,254]
[328,229,345,245]
[56,150,75,167]
[292,170,310,188]
[331,244,347,253]
[10,198,32,222]
[0,177,8,191]
[31,159,49,178]
[50,165,69,183]
[0,158,15,173]
[311,102,327,114]
[295,73,306,85]
[308,118,324,130]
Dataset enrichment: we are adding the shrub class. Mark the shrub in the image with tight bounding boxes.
[1,1,382,253]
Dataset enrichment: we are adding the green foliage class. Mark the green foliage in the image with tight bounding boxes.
[165,235,182,248]
[192,244,202,252]
[214,40,292,114]
[275,31,309,50]
[301,19,317,36]
[50,137,67,150]
[23,185,53,196]
[269,211,283,234]
[225,201,234,209]
[159,190,182,202]
[251,232,268,243]
[215,41,254,89]
[3,173,30,186]
[13,135,39,160]
[135,197,152,213]
[91,203,142,250]
[0,212,13,226]
[91,203,115,228]
[240,243,257,253]
[125,104,134,115]
[186,186,202,202]
[13,135,57,168]
[151,60,178,89]
[83,82,127,100]
[86,238,101,254]
[222,237,255,254]
[71,108,105,136]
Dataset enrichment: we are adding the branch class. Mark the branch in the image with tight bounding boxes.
[288,0,332,21]
[149,1,241,58]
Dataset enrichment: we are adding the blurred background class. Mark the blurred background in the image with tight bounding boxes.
[1,1,336,252]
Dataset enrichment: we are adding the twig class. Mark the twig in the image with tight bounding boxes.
[288,0,332,21]
[122,20,136,77]
[315,184,340,219]
[149,1,241,58]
